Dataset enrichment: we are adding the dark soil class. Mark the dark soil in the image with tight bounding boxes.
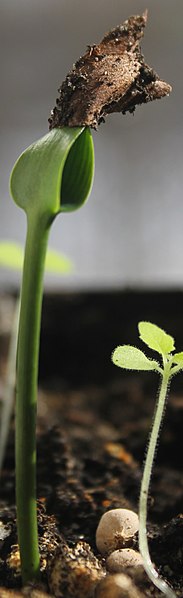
[0,291,183,597]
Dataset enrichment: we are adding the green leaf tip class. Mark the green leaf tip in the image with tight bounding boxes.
[172,352,183,366]
[112,345,159,371]
[138,321,175,356]
[10,127,94,221]
[0,241,73,275]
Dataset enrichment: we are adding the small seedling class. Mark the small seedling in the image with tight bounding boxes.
[112,322,182,598]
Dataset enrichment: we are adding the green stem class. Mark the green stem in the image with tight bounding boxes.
[16,213,50,584]
[139,366,176,598]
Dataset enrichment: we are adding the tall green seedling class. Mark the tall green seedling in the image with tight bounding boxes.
[10,127,94,583]
[112,322,182,598]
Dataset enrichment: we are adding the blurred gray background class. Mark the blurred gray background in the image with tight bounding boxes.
[0,0,183,290]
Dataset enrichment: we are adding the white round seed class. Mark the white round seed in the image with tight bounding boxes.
[106,548,143,573]
[96,509,139,556]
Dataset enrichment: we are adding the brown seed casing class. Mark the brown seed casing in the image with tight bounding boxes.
[49,11,171,130]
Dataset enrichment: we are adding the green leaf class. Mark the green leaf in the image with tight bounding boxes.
[171,352,183,366]
[10,127,94,220]
[45,247,72,273]
[138,321,175,356]
[112,345,159,371]
[0,242,24,270]
[0,241,72,274]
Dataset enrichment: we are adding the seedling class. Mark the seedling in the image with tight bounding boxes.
[112,322,182,598]
[9,129,94,584]
[8,11,171,587]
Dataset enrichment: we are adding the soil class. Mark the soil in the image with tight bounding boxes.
[0,291,183,597]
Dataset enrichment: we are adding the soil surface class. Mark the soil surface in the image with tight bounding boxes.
[0,291,183,597]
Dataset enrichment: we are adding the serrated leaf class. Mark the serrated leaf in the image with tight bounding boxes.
[112,345,159,371]
[138,321,175,356]
[0,241,72,274]
[171,352,183,365]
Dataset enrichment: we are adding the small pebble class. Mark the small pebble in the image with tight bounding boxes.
[0,521,11,542]
[95,573,144,598]
[48,540,104,598]
[106,548,143,573]
[96,509,139,556]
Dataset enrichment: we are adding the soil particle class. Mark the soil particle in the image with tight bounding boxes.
[0,589,54,597]
[48,540,104,597]
[95,573,144,598]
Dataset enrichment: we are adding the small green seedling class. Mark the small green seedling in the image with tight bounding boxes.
[112,322,182,598]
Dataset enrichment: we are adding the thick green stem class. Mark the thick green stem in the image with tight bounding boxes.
[139,366,176,598]
[16,213,50,584]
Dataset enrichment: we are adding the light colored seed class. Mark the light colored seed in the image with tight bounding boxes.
[106,549,143,573]
[96,509,139,556]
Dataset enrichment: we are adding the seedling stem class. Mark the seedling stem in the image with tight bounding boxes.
[16,216,49,582]
[139,361,176,598]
